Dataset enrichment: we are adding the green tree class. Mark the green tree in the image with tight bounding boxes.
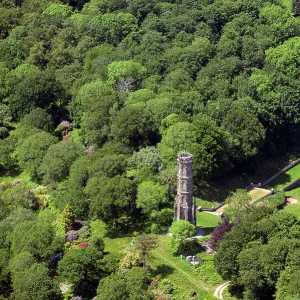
[11,263,58,300]
[38,140,84,183]
[168,220,195,256]
[20,108,53,132]
[110,104,157,150]
[134,235,157,267]
[16,131,58,179]
[58,247,104,298]
[97,272,128,300]
[224,189,252,221]
[136,181,166,216]
[86,175,136,227]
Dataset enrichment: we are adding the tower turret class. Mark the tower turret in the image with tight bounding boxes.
[174,152,196,225]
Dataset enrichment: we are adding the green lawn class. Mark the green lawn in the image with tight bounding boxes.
[248,188,270,201]
[286,187,300,200]
[267,163,300,190]
[195,197,218,208]
[150,235,215,299]
[284,204,300,220]
[196,211,221,234]
[0,170,38,188]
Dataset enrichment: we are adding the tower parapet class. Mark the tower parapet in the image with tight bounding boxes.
[174,152,196,225]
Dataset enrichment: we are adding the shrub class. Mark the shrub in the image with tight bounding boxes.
[0,127,8,139]
[65,230,79,243]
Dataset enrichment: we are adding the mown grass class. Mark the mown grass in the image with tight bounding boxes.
[196,212,221,234]
[286,187,300,200]
[267,163,300,190]
[91,220,219,299]
[195,197,218,208]
[284,204,300,220]
[0,170,38,188]
[150,235,214,299]
[248,188,270,201]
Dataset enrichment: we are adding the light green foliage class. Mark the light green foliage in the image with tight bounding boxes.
[196,254,222,285]
[60,204,75,232]
[168,220,196,256]
[71,79,117,126]
[102,12,138,43]
[125,89,155,106]
[224,189,252,221]
[137,181,166,215]
[107,60,146,87]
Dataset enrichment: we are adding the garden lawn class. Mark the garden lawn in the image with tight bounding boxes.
[0,170,38,188]
[150,235,215,299]
[286,187,300,201]
[195,197,218,208]
[248,188,270,202]
[196,212,221,234]
[282,0,292,10]
[284,204,300,220]
[267,163,300,190]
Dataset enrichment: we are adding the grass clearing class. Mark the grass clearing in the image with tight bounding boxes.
[284,204,300,220]
[282,0,292,10]
[286,188,300,200]
[196,212,221,234]
[0,170,38,188]
[195,197,218,208]
[248,188,270,201]
[150,235,214,299]
[267,163,300,190]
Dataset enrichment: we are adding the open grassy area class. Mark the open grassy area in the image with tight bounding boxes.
[286,187,300,200]
[195,197,218,208]
[196,211,221,234]
[0,170,38,188]
[150,235,215,299]
[267,163,300,190]
[284,204,300,220]
[248,188,270,201]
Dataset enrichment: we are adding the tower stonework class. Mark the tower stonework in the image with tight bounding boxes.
[174,152,196,225]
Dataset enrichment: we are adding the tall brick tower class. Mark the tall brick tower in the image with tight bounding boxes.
[174,152,196,225]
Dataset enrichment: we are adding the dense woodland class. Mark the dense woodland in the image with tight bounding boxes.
[0,0,300,299]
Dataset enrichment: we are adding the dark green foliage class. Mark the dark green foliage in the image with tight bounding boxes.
[38,140,84,183]
[20,108,53,132]
[58,246,104,298]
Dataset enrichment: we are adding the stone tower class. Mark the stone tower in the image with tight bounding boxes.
[174,152,196,225]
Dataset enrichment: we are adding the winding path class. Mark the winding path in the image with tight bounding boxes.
[213,282,230,299]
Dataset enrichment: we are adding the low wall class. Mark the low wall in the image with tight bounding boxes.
[199,202,225,212]
[261,158,300,187]
[283,178,300,192]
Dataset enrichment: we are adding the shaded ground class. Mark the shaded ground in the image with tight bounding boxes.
[196,211,221,234]
[267,163,300,190]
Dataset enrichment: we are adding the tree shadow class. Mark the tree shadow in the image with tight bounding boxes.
[266,172,292,189]
[152,264,174,279]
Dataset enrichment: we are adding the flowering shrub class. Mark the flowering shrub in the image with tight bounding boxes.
[63,134,70,140]
[78,242,89,248]
[65,230,79,243]
[56,120,72,135]
[73,219,84,230]
[71,297,82,300]
[150,280,158,286]
[86,146,95,153]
